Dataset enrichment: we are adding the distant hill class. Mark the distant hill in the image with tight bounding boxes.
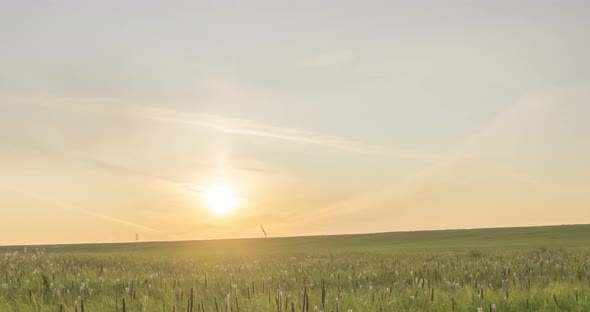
[1,224,589,256]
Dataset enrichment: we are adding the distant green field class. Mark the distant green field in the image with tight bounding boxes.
[1,224,590,311]
[2,224,589,256]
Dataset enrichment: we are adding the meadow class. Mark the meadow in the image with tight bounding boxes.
[1,224,590,311]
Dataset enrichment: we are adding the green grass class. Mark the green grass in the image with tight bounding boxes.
[1,224,590,311]
[3,224,589,256]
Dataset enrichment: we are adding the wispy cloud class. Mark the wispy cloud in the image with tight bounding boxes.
[305,84,590,227]
[25,92,437,161]
[80,156,207,193]
[0,185,167,236]
[129,106,437,161]
[27,94,437,161]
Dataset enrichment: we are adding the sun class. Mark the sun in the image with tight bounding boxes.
[203,184,239,216]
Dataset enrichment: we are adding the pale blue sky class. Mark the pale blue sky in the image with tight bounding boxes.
[1,1,589,244]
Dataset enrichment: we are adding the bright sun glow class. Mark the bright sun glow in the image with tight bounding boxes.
[203,184,239,215]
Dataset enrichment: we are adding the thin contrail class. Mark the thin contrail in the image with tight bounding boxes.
[128,106,437,161]
[32,97,438,161]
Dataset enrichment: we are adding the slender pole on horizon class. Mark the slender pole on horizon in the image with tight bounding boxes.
[260,225,268,238]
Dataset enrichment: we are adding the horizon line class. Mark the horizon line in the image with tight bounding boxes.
[1,222,587,249]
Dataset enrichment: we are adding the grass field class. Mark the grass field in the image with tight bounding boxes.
[1,224,590,311]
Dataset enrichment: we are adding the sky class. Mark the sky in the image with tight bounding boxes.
[1,1,589,245]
